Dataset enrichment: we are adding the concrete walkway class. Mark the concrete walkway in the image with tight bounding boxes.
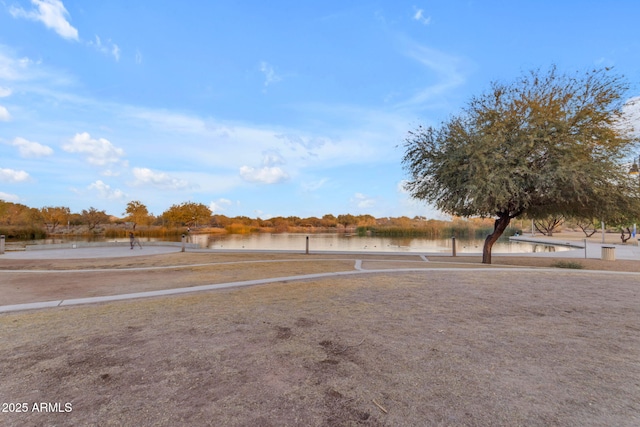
[1,239,638,314]
[509,236,640,260]
[0,244,185,259]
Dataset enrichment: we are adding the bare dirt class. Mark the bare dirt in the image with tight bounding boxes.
[1,252,639,426]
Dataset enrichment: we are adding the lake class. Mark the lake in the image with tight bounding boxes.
[13,232,569,254]
[187,232,568,254]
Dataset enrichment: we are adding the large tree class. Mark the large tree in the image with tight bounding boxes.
[403,66,639,263]
[162,201,212,227]
[40,206,70,233]
[81,207,111,231]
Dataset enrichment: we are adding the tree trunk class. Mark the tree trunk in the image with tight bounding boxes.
[482,214,512,264]
[620,227,632,243]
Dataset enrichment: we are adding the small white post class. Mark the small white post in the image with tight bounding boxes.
[452,236,456,257]
[181,234,186,252]
[0,235,5,255]
[601,221,605,244]
[305,236,309,255]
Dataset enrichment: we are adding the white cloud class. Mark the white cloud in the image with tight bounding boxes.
[0,105,10,121]
[0,191,20,202]
[132,167,189,190]
[88,36,120,61]
[0,168,30,183]
[413,8,432,25]
[260,61,282,87]
[0,48,44,82]
[622,96,640,136]
[12,137,54,158]
[351,192,375,209]
[0,87,11,97]
[135,50,143,65]
[239,166,289,184]
[301,178,329,192]
[63,132,125,166]
[239,151,290,184]
[209,198,232,213]
[88,180,126,200]
[10,0,79,41]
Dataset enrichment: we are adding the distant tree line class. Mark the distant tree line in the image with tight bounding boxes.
[0,198,632,241]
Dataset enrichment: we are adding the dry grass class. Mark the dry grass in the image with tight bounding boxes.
[1,251,639,426]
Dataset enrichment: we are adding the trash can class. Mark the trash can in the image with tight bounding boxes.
[601,246,615,261]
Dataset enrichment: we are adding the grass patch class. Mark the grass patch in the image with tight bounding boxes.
[551,260,584,269]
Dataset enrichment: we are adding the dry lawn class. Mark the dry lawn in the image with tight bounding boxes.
[1,252,639,426]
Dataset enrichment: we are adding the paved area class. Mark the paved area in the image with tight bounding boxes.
[509,236,640,260]
[1,238,639,314]
[0,245,183,259]
[2,238,640,260]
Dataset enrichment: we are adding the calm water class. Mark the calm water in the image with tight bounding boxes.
[15,232,569,253]
[189,232,568,254]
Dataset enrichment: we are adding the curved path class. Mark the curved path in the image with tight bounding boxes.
[3,249,640,313]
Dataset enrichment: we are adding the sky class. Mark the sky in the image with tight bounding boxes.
[1,1,639,219]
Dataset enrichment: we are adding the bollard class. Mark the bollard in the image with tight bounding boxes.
[0,235,4,255]
[452,236,456,257]
[584,238,587,259]
[305,236,309,255]
[181,234,186,252]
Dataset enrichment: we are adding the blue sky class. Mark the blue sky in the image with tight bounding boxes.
[1,1,639,219]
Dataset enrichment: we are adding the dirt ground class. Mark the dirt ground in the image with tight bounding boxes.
[1,252,639,426]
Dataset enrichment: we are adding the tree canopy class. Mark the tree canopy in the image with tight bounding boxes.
[403,66,640,263]
[124,200,150,230]
[162,201,212,227]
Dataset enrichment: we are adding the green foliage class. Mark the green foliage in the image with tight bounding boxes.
[551,261,584,269]
[403,66,639,262]
[0,226,47,240]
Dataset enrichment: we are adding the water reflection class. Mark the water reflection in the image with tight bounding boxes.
[16,232,570,253]
[193,233,569,253]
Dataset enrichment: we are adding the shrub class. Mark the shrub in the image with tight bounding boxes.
[551,261,584,269]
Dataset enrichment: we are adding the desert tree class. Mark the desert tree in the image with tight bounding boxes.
[81,207,110,231]
[124,200,150,230]
[162,201,212,227]
[40,206,70,233]
[403,66,639,263]
[532,215,564,237]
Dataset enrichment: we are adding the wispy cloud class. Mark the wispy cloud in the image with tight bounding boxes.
[11,137,54,158]
[239,151,290,184]
[0,87,11,97]
[88,36,120,61]
[259,61,282,87]
[10,0,79,41]
[351,192,376,209]
[396,38,469,107]
[0,191,20,202]
[413,8,431,25]
[88,180,126,200]
[239,165,289,184]
[10,2,122,62]
[63,132,126,166]
[131,167,189,190]
[0,167,30,183]
[0,105,10,121]
[209,198,232,213]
